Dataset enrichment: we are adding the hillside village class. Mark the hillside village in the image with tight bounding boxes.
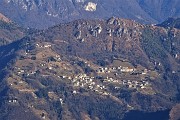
[5,40,159,120]
[7,39,159,102]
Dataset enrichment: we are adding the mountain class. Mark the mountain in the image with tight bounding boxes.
[0,0,180,29]
[0,13,26,46]
[0,17,179,120]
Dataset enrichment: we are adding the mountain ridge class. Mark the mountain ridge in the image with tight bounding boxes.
[0,0,180,29]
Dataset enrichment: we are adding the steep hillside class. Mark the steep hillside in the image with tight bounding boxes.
[0,0,180,28]
[0,13,26,46]
[0,18,179,120]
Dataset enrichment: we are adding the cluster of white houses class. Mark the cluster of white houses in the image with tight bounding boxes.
[71,74,110,95]
[69,72,150,95]
[121,79,150,89]
[36,42,52,48]
[97,66,135,73]
[96,66,150,76]
[103,76,150,90]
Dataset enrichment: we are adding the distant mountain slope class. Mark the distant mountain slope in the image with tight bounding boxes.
[0,18,179,120]
[158,18,180,29]
[137,0,180,22]
[0,15,26,46]
[0,0,180,28]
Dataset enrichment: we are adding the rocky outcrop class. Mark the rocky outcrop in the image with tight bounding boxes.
[0,13,11,23]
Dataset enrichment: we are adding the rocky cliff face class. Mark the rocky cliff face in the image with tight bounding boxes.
[0,17,179,120]
[0,0,180,28]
